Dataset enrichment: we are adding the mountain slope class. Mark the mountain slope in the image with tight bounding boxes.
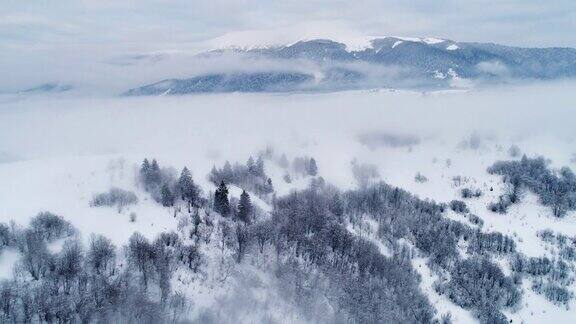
[126,37,576,95]
[125,72,313,96]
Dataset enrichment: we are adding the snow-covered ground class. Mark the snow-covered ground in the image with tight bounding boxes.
[1,82,576,322]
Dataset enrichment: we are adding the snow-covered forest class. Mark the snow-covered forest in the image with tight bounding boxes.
[2,1,576,323]
[1,85,576,323]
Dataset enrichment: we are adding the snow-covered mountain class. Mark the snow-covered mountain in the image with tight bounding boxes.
[126,37,576,95]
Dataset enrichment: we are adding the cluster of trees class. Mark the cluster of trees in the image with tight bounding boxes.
[139,159,202,211]
[340,181,519,321]
[468,231,515,254]
[291,156,318,177]
[213,181,254,225]
[271,152,320,184]
[436,256,521,322]
[90,187,138,213]
[488,194,514,214]
[414,172,428,183]
[10,155,576,322]
[511,254,574,305]
[0,213,198,323]
[349,159,379,188]
[488,156,576,217]
[0,212,76,281]
[267,185,435,323]
[126,231,202,299]
[223,177,522,323]
[530,230,576,304]
[344,182,515,262]
[139,158,175,205]
[538,229,573,246]
[449,200,469,214]
[511,255,553,276]
[139,158,168,192]
[184,177,437,321]
[532,279,573,306]
[467,214,484,227]
[2,188,521,323]
[538,229,576,262]
[30,212,76,242]
[209,157,273,197]
[0,180,268,322]
[461,187,482,199]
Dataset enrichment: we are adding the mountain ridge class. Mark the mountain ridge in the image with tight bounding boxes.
[126,37,576,95]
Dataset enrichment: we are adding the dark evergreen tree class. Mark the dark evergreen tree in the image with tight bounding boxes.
[140,159,151,189]
[161,184,175,207]
[140,159,151,177]
[150,159,161,186]
[308,158,318,176]
[237,190,253,224]
[140,158,163,190]
[214,181,230,216]
[247,156,256,175]
[178,167,193,199]
[178,167,199,212]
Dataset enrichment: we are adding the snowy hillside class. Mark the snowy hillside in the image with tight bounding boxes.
[4,0,576,322]
[1,83,576,323]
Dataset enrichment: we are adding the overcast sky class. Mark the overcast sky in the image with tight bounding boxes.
[2,0,576,49]
[1,0,575,91]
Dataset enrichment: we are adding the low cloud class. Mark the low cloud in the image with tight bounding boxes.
[477,61,510,77]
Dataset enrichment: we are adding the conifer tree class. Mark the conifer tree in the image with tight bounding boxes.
[178,167,198,211]
[214,181,230,216]
[237,190,253,224]
[140,159,151,189]
[308,158,318,176]
[140,159,150,176]
[150,159,162,187]
[161,184,175,207]
[247,156,256,175]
